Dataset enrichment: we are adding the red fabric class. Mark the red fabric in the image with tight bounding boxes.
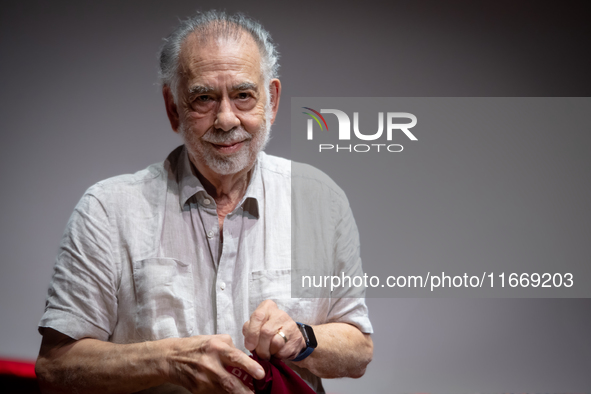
[226,353,316,394]
[0,358,37,378]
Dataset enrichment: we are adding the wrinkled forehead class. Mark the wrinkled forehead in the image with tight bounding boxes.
[179,26,264,83]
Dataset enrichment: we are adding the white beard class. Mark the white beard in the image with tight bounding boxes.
[180,104,272,175]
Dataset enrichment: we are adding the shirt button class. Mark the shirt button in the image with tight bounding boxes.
[203,198,211,205]
[220,282,226,290]
[207,230,214,238]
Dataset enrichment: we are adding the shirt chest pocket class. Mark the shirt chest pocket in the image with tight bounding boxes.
[248,269,320,325]
[132,258,195,340]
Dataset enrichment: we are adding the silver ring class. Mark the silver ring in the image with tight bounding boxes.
[276,330,288,343]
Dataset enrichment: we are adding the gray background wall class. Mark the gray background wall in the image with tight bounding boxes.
[1,1,590,392]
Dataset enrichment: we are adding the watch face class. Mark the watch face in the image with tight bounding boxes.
[302,324,317,348]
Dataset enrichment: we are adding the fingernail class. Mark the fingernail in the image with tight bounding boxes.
[256,368,265,379]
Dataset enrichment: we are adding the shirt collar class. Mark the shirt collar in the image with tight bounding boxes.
[176,145,262,218]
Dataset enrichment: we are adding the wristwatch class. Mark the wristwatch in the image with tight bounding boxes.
[291,322,317,361]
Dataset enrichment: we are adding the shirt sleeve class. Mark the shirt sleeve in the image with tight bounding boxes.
[38,189,118,341]
[326,190,374,334]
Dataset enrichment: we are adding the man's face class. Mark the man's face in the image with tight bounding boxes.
[170,32,278,176]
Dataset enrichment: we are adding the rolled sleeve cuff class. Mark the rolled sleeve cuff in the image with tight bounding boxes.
[333,313,374,334]
[38,308,110,341]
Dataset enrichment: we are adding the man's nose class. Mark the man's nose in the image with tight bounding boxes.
[214,97,240,131]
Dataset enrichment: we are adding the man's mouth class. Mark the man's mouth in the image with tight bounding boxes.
[209,140,246,154]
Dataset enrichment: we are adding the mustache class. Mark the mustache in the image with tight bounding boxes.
[201,127,252,145]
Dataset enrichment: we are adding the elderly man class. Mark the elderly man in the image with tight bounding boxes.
[35,11,373,394]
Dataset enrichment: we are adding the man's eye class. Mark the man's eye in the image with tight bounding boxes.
[237,92,250,100]
[196,95,211,102]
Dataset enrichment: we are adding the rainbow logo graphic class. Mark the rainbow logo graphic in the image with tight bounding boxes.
[302,107,329,140]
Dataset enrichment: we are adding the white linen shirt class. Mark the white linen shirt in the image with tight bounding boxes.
[39,145,372,393]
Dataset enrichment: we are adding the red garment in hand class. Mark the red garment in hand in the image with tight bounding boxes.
[225,352,316,394]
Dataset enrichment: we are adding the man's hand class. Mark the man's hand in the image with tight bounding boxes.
[165,334,265,393]
[241,301,373,379]
[242,300,305,360]
[36,328,265,394]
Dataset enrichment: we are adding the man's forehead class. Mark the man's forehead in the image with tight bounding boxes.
[179,29,262,69]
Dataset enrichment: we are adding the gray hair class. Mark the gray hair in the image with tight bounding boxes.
[158,10,280,103]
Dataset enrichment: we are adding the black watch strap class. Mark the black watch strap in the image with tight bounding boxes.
[292,322,317,361]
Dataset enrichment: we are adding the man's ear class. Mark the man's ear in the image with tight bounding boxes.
[268,79,282,125]
[162,85,180,132]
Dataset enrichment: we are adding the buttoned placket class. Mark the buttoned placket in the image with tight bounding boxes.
[192,193,245,336]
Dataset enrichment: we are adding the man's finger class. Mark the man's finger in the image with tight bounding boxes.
[221,346,265,381]
[268,332,285,356]
[243,308,269,351]
[217,334,235,346]
[254,323,275,360]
